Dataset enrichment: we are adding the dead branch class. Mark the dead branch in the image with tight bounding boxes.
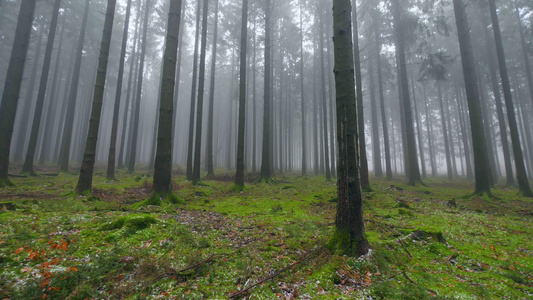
[150,254,219,283]
[402,269,437,295]
[397,238,413,258]
[229,246,324,299]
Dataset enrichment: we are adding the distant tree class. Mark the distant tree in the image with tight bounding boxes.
[452,0,491,195]
[329,0,369,257]
[235,0,248,188]
[391,0,422,185]
[352,0,369,190]
[186,1,201,181]
[192,0,210,185]
[206,0,219,178]
[153,0,183,195]
[487,0,532,196]
[317,6,331,181]
[0,0,36,187]
[514,4,533,106]
[299,0,307,177]
[106,0,132,180]
[58,0,90,172]
[22,0,62,175]
[76,0,116,194]
[260,0,273,181]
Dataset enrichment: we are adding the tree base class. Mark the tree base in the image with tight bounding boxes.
[0,178,14,188]
[131,192,185,210]
[326,229,370,257]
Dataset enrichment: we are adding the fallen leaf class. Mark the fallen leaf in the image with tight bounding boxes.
[15,248,24,254]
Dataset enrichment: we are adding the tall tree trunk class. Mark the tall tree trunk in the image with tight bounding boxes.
[319,8,331,181]
[127,0,151,173]
[260,0,272,180]
[251,7,257,172]
[58,0,90,172]
[153,0,183,195]
[235,0,248,188]
[13,25,43,163]
[76,0,116,194]
[206,0,219,177]
[369,58,382,178]
[39,13,66,165]
[515,5,533,106]
[455,82,473,179]
[186,0,201,180]
[452,0,491,195]
[191,0,210,184]
[411,80,426,178]
[171,0,186,166]
[423,86,437,176]
[437,82,453,179]
[374,17,392,179]
[106,0,132,179]
[352,0,369,189]
[118,0,142,170]
[299,0,307,176]
[391,0,421,185]
[331,0,369,256]
[0,0,36,186]
[22,0,62,175]
[488,0,532,196]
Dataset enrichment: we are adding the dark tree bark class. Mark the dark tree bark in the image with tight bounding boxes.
[127,0,151,174]
[22,0,62,175]
[186,0,201,180]
[191,0,210,185]
[488,0,532,196]
[352,0,369,189]
[76,0,116,194]
[235,0,248,188]
[391,0,421,185]
[206,0,219,177]
[0,0,36,186]
[106,0,132,180]
[153,0,183,195]
[330,0,369,257]
[452,0,491,195]
[369,60,382,178]
[260,0,273,180]
[515,6,533,106]
[58,0,90,172]
[171,0,186,165]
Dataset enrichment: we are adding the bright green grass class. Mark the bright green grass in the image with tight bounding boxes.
[0,172,531,299]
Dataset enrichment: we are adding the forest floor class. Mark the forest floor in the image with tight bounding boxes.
[0,169,532,299]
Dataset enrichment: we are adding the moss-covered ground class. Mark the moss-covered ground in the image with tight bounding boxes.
[0,171,531,299]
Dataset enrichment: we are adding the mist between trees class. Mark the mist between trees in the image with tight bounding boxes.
[0,0,532,196]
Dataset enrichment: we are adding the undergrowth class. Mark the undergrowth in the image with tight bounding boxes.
[0,172,531,299]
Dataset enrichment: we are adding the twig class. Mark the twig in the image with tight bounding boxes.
[397,238,413,258]
[150,254,219,283]
[229,246,324,299]
[402,269,437,295]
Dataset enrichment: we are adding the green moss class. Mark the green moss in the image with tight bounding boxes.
[0,178,14,188]
[326,229,356,256]
[99,214,157,231]
[131,192,184,209]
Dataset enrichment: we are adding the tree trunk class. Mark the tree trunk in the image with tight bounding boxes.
[235,0,248,188]
[318,8,331,181]
[106,0,132,179]
[22,0,62,175]
[515,6,533,106]
[260,0,272,180]
[352,0,369,189]
[331,0,369,257]
[411,80,426,178]
[127,0,151,173]
[437,82,453,180]
[186,0,202,180]
[76,0,116,194]
[58,0,90,172]
[299,1,306,176]
[0,0,36,186]
[153,0,183,195]
[488,0,532,196]
[206,0,219,177]
[391,0,421,185]
[452,0,491,194]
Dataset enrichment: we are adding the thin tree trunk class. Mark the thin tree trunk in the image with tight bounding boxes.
[488,0,531,196]
[58,0,90,172]
[106,0,132,179]
[186,0,201,180]
[299,0,306,176]
[260,0,272,180]
[206,0,219,177]
[452,0,491,194]
[0,0,36,186]
[319,8,331,181]
[235,0,248,187]
[22,0,62,175]
[127,0,151,173]
[455,81,473,179]
[437,82,453,179]
[153,0,183,195]
[515,5,533,106]
[411,80,426,178]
